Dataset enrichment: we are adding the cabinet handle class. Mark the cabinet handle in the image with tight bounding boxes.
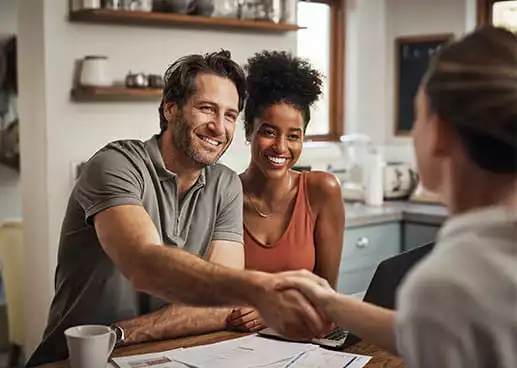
[356,236,369,248]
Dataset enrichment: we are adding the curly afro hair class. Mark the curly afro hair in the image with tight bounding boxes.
[244,51,323,138]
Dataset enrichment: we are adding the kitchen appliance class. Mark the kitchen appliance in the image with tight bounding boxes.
[331,134,373,202]
[125,72,149,88]
[80,56,112,87]
[383,162,418,200]
[147,74,165,88]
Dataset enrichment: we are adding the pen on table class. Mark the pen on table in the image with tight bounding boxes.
[343,356,358,368]
[237,346,254,351]
[283,351,307,368]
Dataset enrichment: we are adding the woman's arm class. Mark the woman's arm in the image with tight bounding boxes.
[307,172,345,288]
[276,270,398,354]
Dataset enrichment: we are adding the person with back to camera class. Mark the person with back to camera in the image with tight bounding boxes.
[276,26,517,367]
[226,51,345,332]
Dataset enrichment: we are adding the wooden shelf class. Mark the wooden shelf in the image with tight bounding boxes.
[69,9,302,32]
[71,86,162,102]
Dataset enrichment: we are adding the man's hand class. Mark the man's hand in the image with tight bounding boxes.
[274,270,337,315]
[248,271,331,340]
[276,270,398,354]
[226,307,266,333]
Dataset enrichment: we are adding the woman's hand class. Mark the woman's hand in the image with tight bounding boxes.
[226,307,267,333]
[275,270,337,311]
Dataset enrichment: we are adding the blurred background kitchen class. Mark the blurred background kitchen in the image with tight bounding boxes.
[0,0,515,366]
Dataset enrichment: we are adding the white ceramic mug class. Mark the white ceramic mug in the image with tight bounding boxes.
[65,325,116,368]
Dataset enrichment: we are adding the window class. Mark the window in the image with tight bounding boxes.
[297,0,345,141]
[477,0,517,29]
[492,0,517,30]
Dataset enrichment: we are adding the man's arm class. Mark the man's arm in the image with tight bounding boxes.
[94,205,251,306]
[94,205,326,339]
[115,240,244,345]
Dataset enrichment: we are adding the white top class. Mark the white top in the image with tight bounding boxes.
[396,206,517,368]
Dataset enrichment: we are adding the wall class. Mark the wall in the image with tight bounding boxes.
[0,0,17,37]
[19,0,297,355]
[344,0,387,144]
[345,0,475,164]
[0,166,21,221]
[0,0,21,222]
[385,0,467,146]
[382,0,473,163]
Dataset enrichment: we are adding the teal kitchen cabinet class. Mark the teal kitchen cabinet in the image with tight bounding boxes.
[337,222,401,295]
[402,222,440,252]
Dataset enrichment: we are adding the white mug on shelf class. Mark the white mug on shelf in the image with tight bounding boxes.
[80,55,112,87]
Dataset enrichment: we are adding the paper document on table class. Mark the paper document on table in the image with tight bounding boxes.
[286,349,371,368]
[111,349,188,368]
[171,335,316,368]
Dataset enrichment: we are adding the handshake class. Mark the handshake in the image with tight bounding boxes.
[228,270,339,340]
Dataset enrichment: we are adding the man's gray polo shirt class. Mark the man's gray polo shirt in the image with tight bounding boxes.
[27,135,243,366]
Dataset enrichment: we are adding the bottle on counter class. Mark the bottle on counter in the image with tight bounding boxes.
[364,148,384,206]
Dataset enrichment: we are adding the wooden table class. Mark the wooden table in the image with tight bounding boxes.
[42,331,403,368]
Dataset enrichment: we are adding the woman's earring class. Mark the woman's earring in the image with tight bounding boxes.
[245,140,250,145]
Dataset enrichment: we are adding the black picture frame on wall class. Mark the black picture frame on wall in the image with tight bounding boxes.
[394,34,454,136]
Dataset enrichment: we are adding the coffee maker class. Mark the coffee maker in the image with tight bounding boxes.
[329,134,374,202]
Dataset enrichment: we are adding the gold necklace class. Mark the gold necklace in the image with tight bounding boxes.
[245,173,292,218]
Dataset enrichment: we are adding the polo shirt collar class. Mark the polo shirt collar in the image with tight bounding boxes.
[145,134,206,186]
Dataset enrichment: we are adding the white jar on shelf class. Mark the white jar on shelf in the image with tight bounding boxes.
[80,56,112,87]
[82,0,101,9]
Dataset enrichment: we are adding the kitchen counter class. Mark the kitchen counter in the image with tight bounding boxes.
[345,200,448,228]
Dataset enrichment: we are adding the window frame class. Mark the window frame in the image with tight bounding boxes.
[477,0,514,25]
[299,0,345,142]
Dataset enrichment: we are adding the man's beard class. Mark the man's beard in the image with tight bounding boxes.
[171,111,230,167]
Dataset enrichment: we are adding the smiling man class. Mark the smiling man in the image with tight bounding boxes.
[27,51,328,366]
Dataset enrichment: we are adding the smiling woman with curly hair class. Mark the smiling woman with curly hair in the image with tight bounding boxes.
[225,51,345,333]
